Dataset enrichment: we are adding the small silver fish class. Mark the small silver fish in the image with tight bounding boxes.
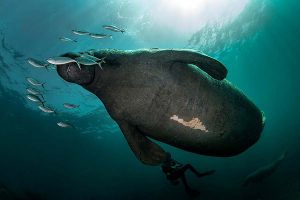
[57,121,73,128]
[27,58,49,68]
[72,30,90,35]
[26,94,44,105]
[86,49,96,55]
[89,33,112,39]
[47,57,81,70]
[59,37,77,43]
[81,54,101,61]
[63,103,80,109]
[26,88,44,100]
[102,25,125,33]
[38,105,56,114]
[75,57,97,65]
[26,77,45,88]
[81,54,105,70]
[75,56,104,70]
[26,87,40,95]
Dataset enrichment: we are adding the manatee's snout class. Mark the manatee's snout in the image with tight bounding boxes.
[56,62,95,85]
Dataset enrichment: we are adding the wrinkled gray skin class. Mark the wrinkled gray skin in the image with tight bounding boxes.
[243,151,286,186]
[56,49,265,165]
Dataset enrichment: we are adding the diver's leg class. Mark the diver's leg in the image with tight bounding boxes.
[180,174,200,197]
[180,173,192,191]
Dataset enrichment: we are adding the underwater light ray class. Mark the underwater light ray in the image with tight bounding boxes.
[113,0,250,46]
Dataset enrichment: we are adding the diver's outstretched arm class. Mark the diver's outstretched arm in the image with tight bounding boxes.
[197,169,216,177]
[184,164,216,177]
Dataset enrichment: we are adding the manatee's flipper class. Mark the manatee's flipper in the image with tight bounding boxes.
[117,121,167,165]
[161,49,227,80]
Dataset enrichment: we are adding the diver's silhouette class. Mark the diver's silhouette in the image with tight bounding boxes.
[161,153,216,197]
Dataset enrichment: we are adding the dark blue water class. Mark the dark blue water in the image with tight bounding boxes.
[0,0,299,199]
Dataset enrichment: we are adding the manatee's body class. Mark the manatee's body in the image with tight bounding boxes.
[56,49,265,165]
[243,151,286,186]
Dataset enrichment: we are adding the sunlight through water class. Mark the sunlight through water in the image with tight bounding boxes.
[129,0,249,34]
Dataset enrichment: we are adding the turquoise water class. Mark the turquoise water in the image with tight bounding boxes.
[0,0,299,199]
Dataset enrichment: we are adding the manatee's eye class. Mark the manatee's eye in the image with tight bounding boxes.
[57,62,95,85]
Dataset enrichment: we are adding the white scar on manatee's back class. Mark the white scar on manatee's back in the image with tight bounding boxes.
[170,115,209,132]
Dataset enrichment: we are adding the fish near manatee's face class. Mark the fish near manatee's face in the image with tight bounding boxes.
[56,53,95,85]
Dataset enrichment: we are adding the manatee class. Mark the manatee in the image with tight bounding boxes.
[55,49,265,165]
[243,151,286,186]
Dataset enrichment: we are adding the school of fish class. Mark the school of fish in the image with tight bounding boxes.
[26,24,125,128]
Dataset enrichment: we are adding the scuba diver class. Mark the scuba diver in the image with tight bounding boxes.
[161,153,216,197]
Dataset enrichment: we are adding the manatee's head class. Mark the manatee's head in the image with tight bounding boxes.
[56,52,95,85]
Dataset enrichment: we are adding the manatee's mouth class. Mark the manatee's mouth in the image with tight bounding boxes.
[57,62,95,85]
